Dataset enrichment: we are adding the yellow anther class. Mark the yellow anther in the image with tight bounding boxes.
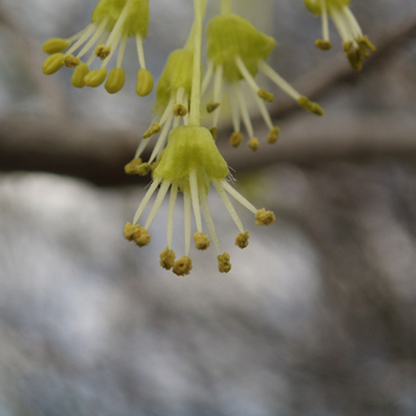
[255,208,275,226]
[136,163,152,176]
[209,127,219,139]
[173,103,188,117]
[193,232,210,250]
[343,36,376,72]
[267,126,280,144]
[207,102,220,113]
[235,231,250,249]
[172,256,193,276]
[84,68,108,87]
[124,161,152,176]
[258,89,274,102]
[124,158,143,175]
[63,54,80,68]
[123,222,151,247]
[347,50,362,72]
[95,44,111,60]
[160,248,176,270]
[143,123,162,139]
[123,222,136,241]
[343,41,354,52]
[42,38,71,54]
[229,131,243,148]
[71,63,89,88]
[298,96,324,116]
[134,226,151,247]
[136,68,154,97]
[218,252,231,273]
[358,36,376,53]
[105,67,125,94]
[248,137,259,151]
[315,39,332,50]
[42,53,65,75]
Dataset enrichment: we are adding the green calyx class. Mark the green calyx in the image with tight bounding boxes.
[92,0,149,37]
[206,14,276,82]
[304,0,351,15]
[154,49,196,110]
[153,126,229,183]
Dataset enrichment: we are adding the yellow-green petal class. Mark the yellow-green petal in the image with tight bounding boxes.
[154,126,229,182]
[304,0,351,15]
[92,0,149,37]
[206,14,276,82]
[155,49,195,108]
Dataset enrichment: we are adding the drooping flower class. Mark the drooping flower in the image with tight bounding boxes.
[304,0,376,71]
[124,125,275,275]
[124,48,197,177]
[202,12,324,150]
[42,0,153,95]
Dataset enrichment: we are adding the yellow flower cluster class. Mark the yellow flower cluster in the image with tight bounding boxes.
[42,0,374,275]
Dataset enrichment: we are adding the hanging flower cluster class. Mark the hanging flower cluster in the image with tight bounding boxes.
[42,0,153,95]
[304,0,376,71]
[42,0,375,275]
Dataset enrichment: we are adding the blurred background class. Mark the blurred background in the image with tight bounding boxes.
[1,0,416,415]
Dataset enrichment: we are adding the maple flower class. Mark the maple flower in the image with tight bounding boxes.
[42,0,153,95]
[304,0,376,71]
[124,125,275,275]
[202,12,323,151]
[125,47,197,177]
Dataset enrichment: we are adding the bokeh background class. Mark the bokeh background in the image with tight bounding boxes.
[1,0,416,415]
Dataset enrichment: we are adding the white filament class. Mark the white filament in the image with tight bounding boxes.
[212,180,245,233]
[258,61,301,101]
[167,182,178,249]
[133,178,161,224]
[220,180,258,215]
[144,180,171,230]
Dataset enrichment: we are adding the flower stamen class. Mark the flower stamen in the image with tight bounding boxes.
[199,181,222,253]
[172,256,193,276]
[235,231,250,249]
[144,180,171,230]
[235,56,274,102]
[133,178,161,225]
[315,0,332,50]
[167,181,179,249]
[258,60,324,115]
[212,179,245,234]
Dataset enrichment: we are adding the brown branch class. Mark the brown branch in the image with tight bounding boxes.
[1,111,416,186]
